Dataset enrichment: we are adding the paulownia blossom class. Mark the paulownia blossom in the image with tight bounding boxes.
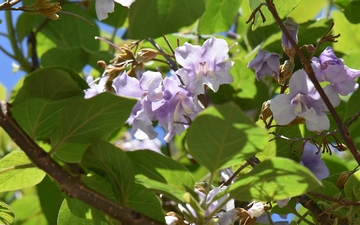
[311,46,360,96]
[301,142,329,180]
[270,70,340,132]
[247,49,280,81]
[175,37,234,95]
[95,0,136,20]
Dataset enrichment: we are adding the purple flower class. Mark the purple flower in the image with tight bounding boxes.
[270,70,340,132]
[301,142,329,180]
[112,71,163,140]
[84,75,108,99]
[312,46,360,96]
[282,18,298,50]
[247,50,280,81]
[175,37,234,95]
[156,76,202,142]
[95,0,136,21]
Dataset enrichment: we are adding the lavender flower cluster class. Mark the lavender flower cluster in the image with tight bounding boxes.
[248,19,360,133]
[85,37,234,142]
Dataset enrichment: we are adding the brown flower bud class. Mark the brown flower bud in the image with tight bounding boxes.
[336,171,351,189]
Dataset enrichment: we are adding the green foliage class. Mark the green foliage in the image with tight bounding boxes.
[0,201,14,225]
[186,102,268,173]
[227,157,322,201]
[345,170,360,201]
[127,0,205,39]
[51,93,136,162]
[335,0,360,24]
[198,0,242,34]
[0,151,45,192]
[11,67,86,139]
[249,0,301,30]
[126,150,194,202]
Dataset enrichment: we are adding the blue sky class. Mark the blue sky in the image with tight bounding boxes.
[0,10,26,92]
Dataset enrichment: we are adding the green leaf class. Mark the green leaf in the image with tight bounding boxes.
[227,157,322,201]
[88,0,128,27]
[58,199,108,225]
[15,13,37,42]
[259,125,302,162]
[332,10,360,54]
[10,195,47,225]
[127,0,205,39]
[198,0,242,34]
[312,180,341,199]
[0,151,45,192]
[41,47,89,72]
[51,93,136,159]
[126,150,194,202]
[38,3,100,51]
[186,102,268,172]
[82,139,134,203]
[344,170,360,201]
[287,0,327,24]
[127,183,165,223]
[36,175,64,225]
[0,201,14,225]
[249,0,301,30]
[65,174,114,222]
[11,67,85,139]
[334,0,360,24]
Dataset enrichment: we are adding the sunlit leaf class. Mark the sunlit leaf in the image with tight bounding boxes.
[0,151,45,192]
[127,0,205,38]
[227,157,321,201]
[58,200,108,225]
[198,0,241,33]
[126,150,194,202]
[0,201,14,225]
[186,102,268,172]
[249,0,301,30]
[334,0,360,24]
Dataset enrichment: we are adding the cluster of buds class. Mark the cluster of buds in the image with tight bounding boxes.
[22,0,61,20]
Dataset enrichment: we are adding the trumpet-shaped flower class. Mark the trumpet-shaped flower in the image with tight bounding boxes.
[175,37,234,95]
[312,46,360,96]
[270,70,340,132]
[247,49,280,81]
[301,142,329,180]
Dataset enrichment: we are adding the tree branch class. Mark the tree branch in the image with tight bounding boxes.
[0,101,163,225]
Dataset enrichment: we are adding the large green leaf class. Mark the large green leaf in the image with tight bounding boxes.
[41,47,89,72]
[334,0,360,24]
[58,199,108,225]
[287,0,327,24]
[227,157,322,201]
[126,150,194,202]
[51,93,136,157]
[127,0,205,39]
[38,3,100,51]
[15,13,37,42]
[186,102,268,172]
[249,0,301,30]
[0,151,45,192]
[82,139,134,203]
[198,0,241,34]
[0,201,14,225]
[11,67,85,139]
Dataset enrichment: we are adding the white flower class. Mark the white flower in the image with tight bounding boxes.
[247,202,266,218]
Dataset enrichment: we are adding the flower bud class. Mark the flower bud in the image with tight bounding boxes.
[336,171,351,189]
[260,100,272,122]
[282,18,298,50]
